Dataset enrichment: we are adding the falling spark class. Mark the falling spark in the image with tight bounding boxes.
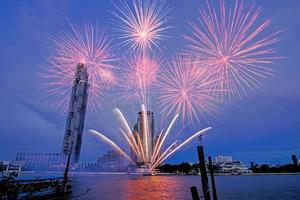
[111,0,171,54]
[156,54,222,124]
[40,23,117,113]
[185,0,281,99]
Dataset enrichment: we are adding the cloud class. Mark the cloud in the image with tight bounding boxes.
[0,86,65,160]
[0,84,63,129]
[16,0,69,40]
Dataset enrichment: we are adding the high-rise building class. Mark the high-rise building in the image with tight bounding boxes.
[136,110,154,163]
[62,63,89,164]
[130,124,139,164]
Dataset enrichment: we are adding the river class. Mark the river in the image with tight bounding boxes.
[67,173,300,200]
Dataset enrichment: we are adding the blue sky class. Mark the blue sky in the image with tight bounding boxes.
[0,0,299,165]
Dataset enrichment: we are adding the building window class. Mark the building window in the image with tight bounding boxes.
[66,130,71,136]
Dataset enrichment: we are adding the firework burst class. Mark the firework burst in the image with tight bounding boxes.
[111,0,171,54]
[156,54,222,124]
[40,23,117,113]
[116,53,162,106]
[185,0,281,99]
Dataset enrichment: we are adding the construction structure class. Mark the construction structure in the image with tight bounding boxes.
[61,63,89,164]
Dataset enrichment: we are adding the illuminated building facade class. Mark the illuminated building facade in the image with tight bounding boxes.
[97,150,124,171]
[132,110,154,164]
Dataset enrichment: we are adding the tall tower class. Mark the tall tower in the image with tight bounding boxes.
[62,63,89,164]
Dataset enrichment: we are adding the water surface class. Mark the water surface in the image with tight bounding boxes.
[69,174,300,200]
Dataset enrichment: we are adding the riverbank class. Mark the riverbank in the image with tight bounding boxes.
[19,171,300,177]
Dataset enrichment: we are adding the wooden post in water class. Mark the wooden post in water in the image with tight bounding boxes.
[62,142,73,193]
[190,186,200,200]
[208,156,217,200]
[197,146,211,200]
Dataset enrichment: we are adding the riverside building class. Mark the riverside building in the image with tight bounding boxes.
[98,150,124,171]
[215,156,252,174]
[14,152,65,170]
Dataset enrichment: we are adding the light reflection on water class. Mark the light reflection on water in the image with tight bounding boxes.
[69,174,300,200]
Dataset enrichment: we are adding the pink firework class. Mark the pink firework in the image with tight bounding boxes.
[40,24,117,113]
[156,54,222,124]
[185,0,281,99]
[112,0,171,54]
[117,53,162,105]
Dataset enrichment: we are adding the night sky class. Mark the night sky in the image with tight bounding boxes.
[0,0,299,165]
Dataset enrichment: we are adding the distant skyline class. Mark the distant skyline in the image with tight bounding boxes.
[0,0,300,165]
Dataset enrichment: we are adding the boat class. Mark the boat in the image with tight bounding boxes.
[0,175,72,199]
[0,146,73,199]
[136,165,153,176]
[128,163,156,176]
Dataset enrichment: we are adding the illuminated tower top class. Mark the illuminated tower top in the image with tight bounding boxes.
[62,63,89,164]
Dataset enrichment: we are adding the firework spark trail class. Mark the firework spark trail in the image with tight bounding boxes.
[152,127,212,169]
[114,108,137,142]
[114,108,142,159]
[141,104,151,162]
[151,140,179,169]
[40,23,117,113]
[91,106,212,170]
[119,128,140,158]
[185,0,281,99]
[151,129,163,163]
[135,130,146,162]
[156,54,222,124]
[89,129,134,163]
[112,0,171,54]
[151,113,179,163]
